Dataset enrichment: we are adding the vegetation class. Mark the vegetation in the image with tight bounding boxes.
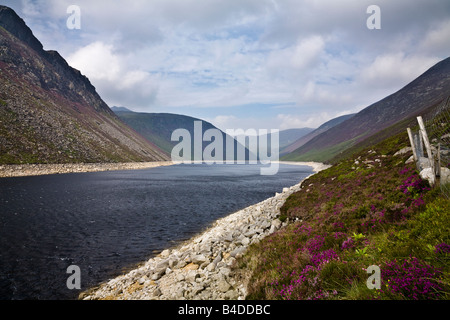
[239,132,450,300]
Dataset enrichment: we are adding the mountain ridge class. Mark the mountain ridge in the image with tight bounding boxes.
[0,5,169,164]
[283,56,450,162]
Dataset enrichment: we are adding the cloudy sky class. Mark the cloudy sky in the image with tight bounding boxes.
[3,0,450,131]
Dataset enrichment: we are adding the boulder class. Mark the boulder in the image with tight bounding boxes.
[439,167,450,185]
[420,168,435,186]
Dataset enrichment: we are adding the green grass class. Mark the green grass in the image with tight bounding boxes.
[239,132,450,300]
[281,136,360,163]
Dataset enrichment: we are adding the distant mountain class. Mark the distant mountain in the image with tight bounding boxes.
[0,6,168,164]
[111,106,133,113]
[112,109,253,161]
[281,114,355,156]
[283,57,450,163]
[277,128,315,149]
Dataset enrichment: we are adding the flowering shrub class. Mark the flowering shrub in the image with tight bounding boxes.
[398,171,430,210]
[273,259,340,300]
[435,243,450,255]
[341,237,355,250]
[382,257,444,300]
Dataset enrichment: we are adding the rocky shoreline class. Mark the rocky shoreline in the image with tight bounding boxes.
[81,162,331,300]
[0,161,174,178]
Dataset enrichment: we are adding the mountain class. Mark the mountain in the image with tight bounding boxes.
[283,57,450,163]
[112,109,253,161]
[111,106,133,113]
[281,114,355,156]
[0,6,169,164]
[277,128,315,149]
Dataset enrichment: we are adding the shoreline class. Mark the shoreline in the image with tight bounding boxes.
[0,161,174,178]
[0,160,329,178]
[276,161,332,172]
[81,162,330,300]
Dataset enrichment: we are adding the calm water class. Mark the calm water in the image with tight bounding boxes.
[0,163,313,300]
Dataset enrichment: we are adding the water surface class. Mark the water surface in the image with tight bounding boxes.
[0,163,313,300]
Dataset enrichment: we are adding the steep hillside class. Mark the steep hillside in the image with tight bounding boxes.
[0,6,169,164]
[241,128,450,300]
[284,57,450,162]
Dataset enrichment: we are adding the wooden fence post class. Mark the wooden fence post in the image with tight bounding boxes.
[407,128,419,171]
[417,116,435,185]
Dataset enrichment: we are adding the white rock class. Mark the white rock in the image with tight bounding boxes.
[394,147,412,156]
[439,167,450,185]
[420,168,435,185]
[160,249,171,258]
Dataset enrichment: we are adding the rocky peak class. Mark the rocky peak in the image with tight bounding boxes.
[0,5,169,164]
[0,5,43,53]
[0,5,111,113]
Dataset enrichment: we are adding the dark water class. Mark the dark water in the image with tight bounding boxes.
[0,163,313,300]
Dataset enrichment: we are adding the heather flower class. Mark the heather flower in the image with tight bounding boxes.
[434,243,450,255]
[341,237,355,250]
[310,249,339,267]
[382,257,444,299]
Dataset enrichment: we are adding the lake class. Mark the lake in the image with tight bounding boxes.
[0,163,314,300]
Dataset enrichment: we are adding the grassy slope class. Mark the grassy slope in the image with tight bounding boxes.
[239,131,450,300]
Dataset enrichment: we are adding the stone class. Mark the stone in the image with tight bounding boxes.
[224,290,239,300]
[186,270,199,283]
[138,276,147,285]
[217,280,231,293]
[151,269,165,281]
[405,155,414,164]
[394,147,412,156]
[160,249,171,258]
[176,273,186,282]
[156,259,170,270]
[440,167,450,185]
[420,167,435,185]
[271,219,282,230]
[191,285,205,295]
[191,254,207,265]
[183,263,199,271]
[230,247,246,258]
[240,237,250,246]
[153,288,161,297]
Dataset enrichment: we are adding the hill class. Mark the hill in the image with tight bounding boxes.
[112,109,253,161]
[0,6,168,164]
[283,57,450,163]
[240,119,450,300]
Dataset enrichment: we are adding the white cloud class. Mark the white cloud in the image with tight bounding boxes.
[4,0,450,131]
[420,19,450,56]
[266,35,325,80]
[360,53,440,89]
[67,42,160,107]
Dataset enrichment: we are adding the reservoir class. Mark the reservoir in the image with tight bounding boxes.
[0,163,313,300]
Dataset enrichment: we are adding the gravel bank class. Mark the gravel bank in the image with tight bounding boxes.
[0,161,174,178]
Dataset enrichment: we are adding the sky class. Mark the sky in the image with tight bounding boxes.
[2,0,450,132]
